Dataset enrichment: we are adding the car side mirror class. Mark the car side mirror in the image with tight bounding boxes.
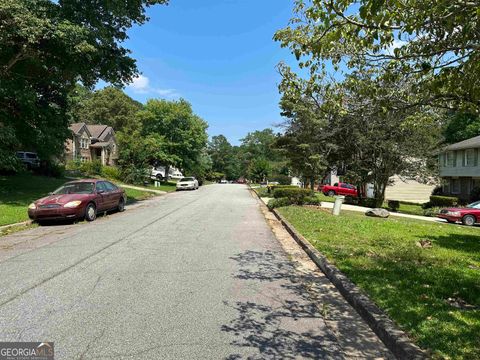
[97,189,105,194]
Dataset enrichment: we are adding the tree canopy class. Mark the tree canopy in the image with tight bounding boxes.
[0,0,168,170]
[73,86,143,131]
[274,0,480,111]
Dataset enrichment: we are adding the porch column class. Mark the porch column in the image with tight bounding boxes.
[101,148,105,165]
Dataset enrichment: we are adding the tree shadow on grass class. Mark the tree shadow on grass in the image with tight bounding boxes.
[337,253,480,359]
[421,233,480,256]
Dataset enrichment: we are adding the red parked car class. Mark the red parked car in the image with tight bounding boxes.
[319,182,358,197]
[28,179,126,223]
[437,201,480,226]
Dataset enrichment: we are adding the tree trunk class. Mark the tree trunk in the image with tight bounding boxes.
[165,164,170,181]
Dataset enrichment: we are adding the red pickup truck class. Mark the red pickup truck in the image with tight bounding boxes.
[319,182,358,197]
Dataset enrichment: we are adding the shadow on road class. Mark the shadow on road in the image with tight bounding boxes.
[222,250,342,359]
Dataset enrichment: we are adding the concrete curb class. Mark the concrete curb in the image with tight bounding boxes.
[0,220,33,232]
[249,187,426,360]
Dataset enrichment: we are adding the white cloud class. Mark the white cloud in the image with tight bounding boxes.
[127,74,179,98]
[386,39,407,56]
[129,74,150,93]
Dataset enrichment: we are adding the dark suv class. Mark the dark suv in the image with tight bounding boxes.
[16,151,40,169]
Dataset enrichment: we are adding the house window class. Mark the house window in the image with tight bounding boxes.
[443,179,450,193]
[451,179,460,194]
[445,151,456,167]
[80,137,89,149]
[465,149,475,167]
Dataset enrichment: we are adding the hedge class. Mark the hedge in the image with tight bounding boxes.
[430,195,458,207]
[273,188,313,203]
[267,184,299,194]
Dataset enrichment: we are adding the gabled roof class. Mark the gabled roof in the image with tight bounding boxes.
[86,125,112,140]
[69,123,115,141]
[69,122,91,137]
[445,135,480,151]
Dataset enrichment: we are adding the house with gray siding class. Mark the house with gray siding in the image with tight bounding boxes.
[439,135,480,200]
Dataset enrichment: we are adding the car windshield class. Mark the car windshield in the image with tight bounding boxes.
[180,177,194,182]
[466,201,480,209]
[53,182,95,195]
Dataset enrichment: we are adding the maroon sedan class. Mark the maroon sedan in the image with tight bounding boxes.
[28,179,126,223]
[437,201,480,226]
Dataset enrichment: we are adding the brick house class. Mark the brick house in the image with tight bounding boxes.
[66,123,118,166]
[439,135,480,200]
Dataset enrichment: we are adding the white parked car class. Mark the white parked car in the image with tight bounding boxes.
[176,177,199,191]
[219,179,228,184]
[151,166,184,180]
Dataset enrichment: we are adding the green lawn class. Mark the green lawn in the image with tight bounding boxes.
[144,181,177,193]
[278,206,480,360]
[0,174,156,226]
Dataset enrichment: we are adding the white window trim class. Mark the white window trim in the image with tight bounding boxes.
[465,149,475,167]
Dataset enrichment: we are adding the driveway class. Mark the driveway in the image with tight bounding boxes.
[0,185,391,359]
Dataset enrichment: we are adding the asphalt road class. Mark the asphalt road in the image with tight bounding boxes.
[0,184,390,359]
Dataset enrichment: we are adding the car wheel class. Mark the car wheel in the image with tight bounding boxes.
[85,203,97,222]
[156,174,164,181]
[462,215,476,226]
[327,190,336,197]
[117,197,125,212]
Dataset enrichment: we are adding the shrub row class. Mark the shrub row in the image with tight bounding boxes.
[66,160,122,180]
[272,188,313,202]
[267,184,299,194]
[430,195,458,207]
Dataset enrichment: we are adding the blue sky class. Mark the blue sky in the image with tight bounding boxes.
[118,0,296,144]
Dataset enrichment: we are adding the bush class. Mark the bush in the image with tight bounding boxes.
[344,196,359,205]
[304,196,321,206]
[470,187,480,202]
[267,184,300,194]
[34,162,65,178]
[430,195,458,207]
[65,160,82,171]
[102,166,121,181]
[431,185,444,196]
[360,198,377,208]
[387,200,400,212]
[120,165,149,185]
[80,160,102,176]
[273,188,313,204]
[267,197,293,210]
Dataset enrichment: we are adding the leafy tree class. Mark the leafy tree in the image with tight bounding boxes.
[117,129,169,185]
[240,129,281,162]
[208,135,234,174]
[138,99,209,177]
[275,64,331,189]
[274,0,480,111]
[207,135,243,180]
[0,0,168,171]
[443,112,480,144]
[75,86,143,131]
[248,158,271,183]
